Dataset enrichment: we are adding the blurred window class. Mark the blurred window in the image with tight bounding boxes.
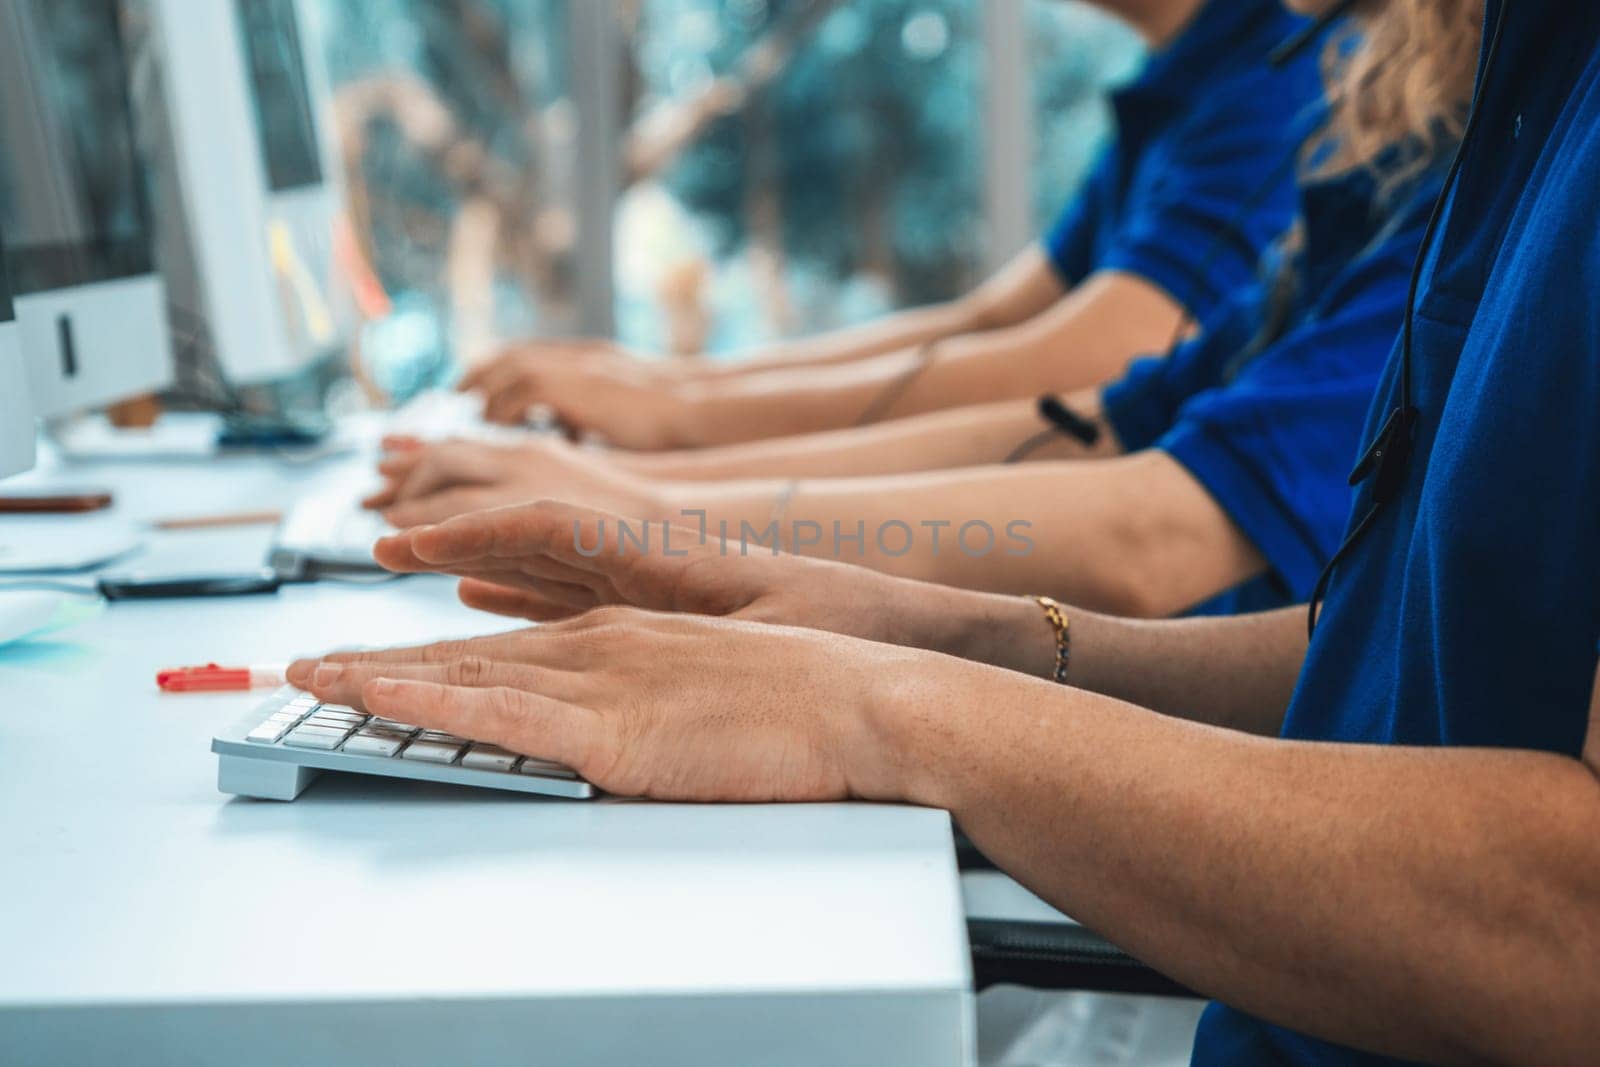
[310,0,1143,374]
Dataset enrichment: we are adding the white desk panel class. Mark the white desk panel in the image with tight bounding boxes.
[0,443,973,1066]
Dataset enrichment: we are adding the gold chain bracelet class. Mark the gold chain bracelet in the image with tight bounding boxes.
[1031,595,1072,684]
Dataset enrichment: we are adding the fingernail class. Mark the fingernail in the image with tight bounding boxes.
[368,678,398,696]
[313,663,343,686]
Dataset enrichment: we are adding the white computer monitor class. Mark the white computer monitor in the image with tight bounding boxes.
[145,0,347,387]
[0,234,36,479]
[0,0,173,419]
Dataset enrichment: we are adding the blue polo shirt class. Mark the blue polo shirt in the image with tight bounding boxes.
[1101,159,1448,613]
[1044,0,1320,324]
[1194,3,1600,1064]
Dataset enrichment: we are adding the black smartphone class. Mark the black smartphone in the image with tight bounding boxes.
[97,569,283,601]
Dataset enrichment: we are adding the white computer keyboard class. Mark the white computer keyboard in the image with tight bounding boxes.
[271,490,394,571]
[385,389,489,439]
[269,392,565,574]
[386,389,561,442]
[212,687,594,801]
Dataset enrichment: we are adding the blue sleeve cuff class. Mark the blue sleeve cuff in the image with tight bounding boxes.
[1042,214,1094,287]
[1101,294,1263,452]
[1098,242,1229,325]
[1159,421,1330,600]
[1102,356,1180,453]
[1041,160,1112,285]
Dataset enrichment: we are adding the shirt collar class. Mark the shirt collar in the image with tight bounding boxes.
[1121,0,1308,103]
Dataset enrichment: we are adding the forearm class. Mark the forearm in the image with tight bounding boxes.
[615,393,1114,481]
[874,271,1191,420]
[1066,606,1305,731]
[698,245,1067,380]
[889,582,1300,735]
[873,672,1600,1064]
[658,452,1265,616]
[694,300,981,380]
[668,270,1188,445]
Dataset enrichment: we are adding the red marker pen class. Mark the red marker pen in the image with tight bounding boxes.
[157,663,288,693]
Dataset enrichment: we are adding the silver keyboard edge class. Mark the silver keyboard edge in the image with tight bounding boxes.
[212,688,595,800]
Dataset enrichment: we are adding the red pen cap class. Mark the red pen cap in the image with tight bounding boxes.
[157,664,253,692]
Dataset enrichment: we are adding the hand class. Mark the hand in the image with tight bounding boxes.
[460,337,641,385]
[372,499,953,649]
[364,438,663,529]
[285,609,943,802]
[458,339,693,448]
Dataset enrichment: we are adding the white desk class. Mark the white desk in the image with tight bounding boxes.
[0,444,974,1066]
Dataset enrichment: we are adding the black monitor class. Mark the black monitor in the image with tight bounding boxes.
[236,0,324,193]
[0,0,156,297]
[0,222,35,477]
[0,0,171,416]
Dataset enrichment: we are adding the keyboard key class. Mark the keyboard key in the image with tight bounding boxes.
[518,758,579,780]
[317,703,361,717]
[460,745,519,773]
[369,717,418,733]
[283,724,353,750]
[246,719,292,744]
[310,706,365,721]
[418,730,467,744]
[307,711,366,729]
[400,740,464,764]
[342,732,405,758]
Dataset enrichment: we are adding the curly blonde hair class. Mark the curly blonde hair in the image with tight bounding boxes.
[1312,0,1485,195]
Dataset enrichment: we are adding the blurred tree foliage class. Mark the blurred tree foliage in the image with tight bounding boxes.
[311,0,1141,361]
[631,0,982,306]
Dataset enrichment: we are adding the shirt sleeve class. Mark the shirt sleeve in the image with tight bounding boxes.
[1153,269,1413,599]
[1094,72,1310,322]
[1101,286,1266,452]
[1041,159,1113,288]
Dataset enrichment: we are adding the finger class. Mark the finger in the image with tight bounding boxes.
[371,528,439,573]
[462,345,551,398]
[363,459,424,509]
[380,434,425,452]
[468,341,591,399]
[362,677,602,772]
[440,558,607,601]
[298,655,574,711]
[483,382,544,426]
[391,442,495,503]
[468,570,603,610]
[385,488,514,529]
[400,503,561,568]
[415,501,715,608]
[287,633,535,687]
[405,502,712,615]
[458,578,583,621]
[377,451,426,478]
[456,357,501,393]
[468,356,532,400]
[394,506,622,590]
[407,500,593,568]
[362,479,404,511]
[388,555,604,608]
[376,526,610,602]
[375,529,593,583]
[367,444,435,508]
